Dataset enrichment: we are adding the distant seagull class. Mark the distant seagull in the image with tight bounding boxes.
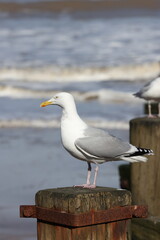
[134,75,160,118]
[40,92,153,188]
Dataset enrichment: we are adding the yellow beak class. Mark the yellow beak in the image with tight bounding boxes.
[40,101,53,107]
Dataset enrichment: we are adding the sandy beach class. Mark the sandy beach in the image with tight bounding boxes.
[0,0,160,14]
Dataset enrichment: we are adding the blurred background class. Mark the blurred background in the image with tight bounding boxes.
[0,0,160,239]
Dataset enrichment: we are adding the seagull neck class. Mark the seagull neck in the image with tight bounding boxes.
[62,101,79,120]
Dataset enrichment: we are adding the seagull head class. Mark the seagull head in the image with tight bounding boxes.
[40,92,75,108]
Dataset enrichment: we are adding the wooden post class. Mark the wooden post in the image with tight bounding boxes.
[130,118,160,216]
[130,117,160,240]
[119,164,131,190]
[20,187,148,240]
[35,187,132,240]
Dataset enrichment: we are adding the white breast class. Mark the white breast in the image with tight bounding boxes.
[144,78,160,100]
[61,116,88,161]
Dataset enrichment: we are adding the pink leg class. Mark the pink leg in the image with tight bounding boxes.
[86,168,91,185]
[148,101,156,118]
[88,164,99,189]
[74,163,92,188]
[81,164,99,189]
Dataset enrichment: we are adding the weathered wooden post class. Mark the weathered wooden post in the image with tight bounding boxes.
[130,117,160,239]
[20,187,147,240]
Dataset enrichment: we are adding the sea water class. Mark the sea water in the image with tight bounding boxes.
[0,2,160,239]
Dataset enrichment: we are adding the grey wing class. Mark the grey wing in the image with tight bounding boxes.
[75,135,131,159]
[84,126,109,137]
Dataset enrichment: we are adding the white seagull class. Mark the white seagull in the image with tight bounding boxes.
[134,75,160,118]
[40,92,153,188]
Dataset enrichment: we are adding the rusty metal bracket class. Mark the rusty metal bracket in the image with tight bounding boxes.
[20,205,148,227]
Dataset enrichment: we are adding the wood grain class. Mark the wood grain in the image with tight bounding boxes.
[130,118,160,216]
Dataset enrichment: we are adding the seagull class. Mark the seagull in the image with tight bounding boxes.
[134,75,160,118]
[40,92,153,188]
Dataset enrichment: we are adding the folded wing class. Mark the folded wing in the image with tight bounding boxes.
[75,135,132,160]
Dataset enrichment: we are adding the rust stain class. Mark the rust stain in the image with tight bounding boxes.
[20,205,36,218]
[20,205,148,227]
[110,221,127,240]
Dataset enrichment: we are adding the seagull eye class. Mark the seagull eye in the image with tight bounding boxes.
[55,96,59,99]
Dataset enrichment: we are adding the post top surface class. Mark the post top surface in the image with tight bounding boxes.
[36,187,131,213]
[36,186,130,197]
[130,117,160,124]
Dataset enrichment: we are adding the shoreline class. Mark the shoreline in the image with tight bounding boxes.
[0,1,160,14]
[0,62,159,82]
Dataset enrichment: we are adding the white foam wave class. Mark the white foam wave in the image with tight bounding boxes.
[0,62,159,82]
[0,85,55,99]
[0,118,129,129]
[80,89,140,103]
[0,85,141,104]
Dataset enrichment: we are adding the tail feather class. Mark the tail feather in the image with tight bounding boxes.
[128,147,154,157]
[122,147,153,163]
[120,155,147,163]
[133,92,141,98]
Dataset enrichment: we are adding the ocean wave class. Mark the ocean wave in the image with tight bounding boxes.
[0,118,129,129]
[78,89,140,103]
[0,62,159,83]
[0,85,55,98]
[0,84,142,104]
